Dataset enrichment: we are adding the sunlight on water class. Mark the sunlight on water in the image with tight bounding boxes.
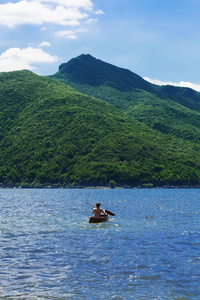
[0,188,200,299]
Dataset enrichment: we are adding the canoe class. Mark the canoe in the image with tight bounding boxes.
[89,215,109,223]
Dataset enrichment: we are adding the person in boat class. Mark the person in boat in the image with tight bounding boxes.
[92,202,108,218]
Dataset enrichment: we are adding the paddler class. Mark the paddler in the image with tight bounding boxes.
[92,202,108,218]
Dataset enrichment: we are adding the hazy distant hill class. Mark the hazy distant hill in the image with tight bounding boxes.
[50,54,200,142]
[1,69,200,187]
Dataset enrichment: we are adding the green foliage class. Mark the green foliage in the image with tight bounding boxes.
[56,54,152,91]
[109,180,117,188]
[50,54,200,144]
[1,63,200,187]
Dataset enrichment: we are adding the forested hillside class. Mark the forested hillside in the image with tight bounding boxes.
[1,59,200,187]
[50,54,200,142]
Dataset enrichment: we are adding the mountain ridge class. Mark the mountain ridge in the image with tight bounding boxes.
[1,56,200,187]
[50,54,200,141]
[52,53,200,109]
[56,54,154,92]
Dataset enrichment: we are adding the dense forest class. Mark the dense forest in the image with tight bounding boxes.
[1,55,200,188]
[51,54,200,143]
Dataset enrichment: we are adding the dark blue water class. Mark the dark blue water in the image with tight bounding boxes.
[0,188,200,299]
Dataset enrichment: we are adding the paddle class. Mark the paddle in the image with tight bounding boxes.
[87,202,115,216]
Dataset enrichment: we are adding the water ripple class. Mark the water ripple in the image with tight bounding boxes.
[0,188,200,299]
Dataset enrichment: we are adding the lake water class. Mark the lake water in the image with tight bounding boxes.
[0,188,200,299]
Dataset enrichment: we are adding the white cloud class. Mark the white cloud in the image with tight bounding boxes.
[95,9,105,15]
[0,0,89,27]
[39,41,51,47]
[41,0,93,10]
[55,27,89,39]
[0,47,58,72]
[144,77,200,92]
[55,30,77,39]
[85,18,97,24]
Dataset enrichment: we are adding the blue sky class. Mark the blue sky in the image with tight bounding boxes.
[1,0,200,90]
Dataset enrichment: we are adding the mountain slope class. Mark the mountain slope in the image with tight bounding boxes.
[1,70,200,187]
[55,54,154,92]
[50,54,200,142]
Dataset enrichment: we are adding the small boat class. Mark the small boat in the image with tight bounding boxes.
[89,214,109,223]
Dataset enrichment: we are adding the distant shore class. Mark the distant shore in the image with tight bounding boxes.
[1,184,200,189]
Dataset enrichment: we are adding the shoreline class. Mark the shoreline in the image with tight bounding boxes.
[1,184,200,189]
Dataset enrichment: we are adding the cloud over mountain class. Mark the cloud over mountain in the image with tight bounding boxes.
[0,47,58,72]
[144,77,200,92]
[0,0,103,72]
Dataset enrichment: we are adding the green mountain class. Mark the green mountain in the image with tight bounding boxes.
[1,69,200,187]
[50,54,200,142]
